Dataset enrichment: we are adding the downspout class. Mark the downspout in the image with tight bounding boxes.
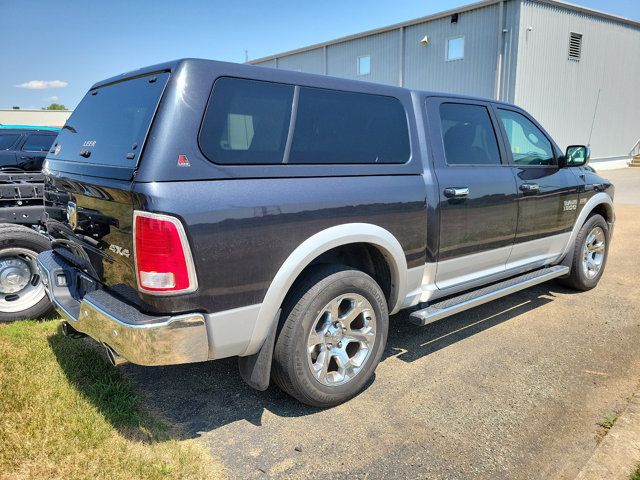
[494,0,505,100]
[399,26,405,87]
[323,45,328,75]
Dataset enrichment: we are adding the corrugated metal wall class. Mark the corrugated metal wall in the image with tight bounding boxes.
[253,58,277,68]
[499,0,521,103]
[253,4,504,98]
[327,29,400,85]
[403,4,500,97]
[276,48,325,74]
[514,0,640,158]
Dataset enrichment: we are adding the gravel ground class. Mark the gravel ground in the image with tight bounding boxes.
[124,168,640,480]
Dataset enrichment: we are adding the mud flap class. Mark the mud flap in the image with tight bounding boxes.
[238,309,280,391]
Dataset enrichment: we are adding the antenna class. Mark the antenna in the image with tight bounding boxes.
[244,50,249,63]
[588,88,601,146]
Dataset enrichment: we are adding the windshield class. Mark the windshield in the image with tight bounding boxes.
[49,72,169,167]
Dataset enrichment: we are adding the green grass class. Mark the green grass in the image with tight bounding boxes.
[597,413,619,432]
[0,319,225,480]
[631,464,640,480]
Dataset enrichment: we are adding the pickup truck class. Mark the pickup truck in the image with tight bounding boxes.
[36,59,614,407]
[0,126,58,321]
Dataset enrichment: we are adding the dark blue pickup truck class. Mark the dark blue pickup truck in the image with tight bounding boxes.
[36,59,614,407]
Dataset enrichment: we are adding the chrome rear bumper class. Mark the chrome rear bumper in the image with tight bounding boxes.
[37,250,209,366]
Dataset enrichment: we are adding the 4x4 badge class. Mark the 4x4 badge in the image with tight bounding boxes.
[177,154,190,167]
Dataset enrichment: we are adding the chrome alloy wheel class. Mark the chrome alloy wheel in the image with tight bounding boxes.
[582,226,606,279]
[0,247,45,313]
[306,293,377,386]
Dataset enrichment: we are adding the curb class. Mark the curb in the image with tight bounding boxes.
[575,391,640,480]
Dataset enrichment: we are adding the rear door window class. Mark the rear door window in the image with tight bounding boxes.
[0,134,19,150]
[22,134,55,152]
[51,72,169,166]
[199,77,294,165]
[439,103,502,165]
[289,87,410,164]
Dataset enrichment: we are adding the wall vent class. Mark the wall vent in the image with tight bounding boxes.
[568,32,582,61]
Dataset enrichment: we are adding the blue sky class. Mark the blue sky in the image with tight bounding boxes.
[1,0,637,110]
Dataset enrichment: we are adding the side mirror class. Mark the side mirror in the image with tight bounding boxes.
[562,145,590,167]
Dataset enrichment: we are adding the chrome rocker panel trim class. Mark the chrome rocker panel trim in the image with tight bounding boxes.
[37,250,209,366]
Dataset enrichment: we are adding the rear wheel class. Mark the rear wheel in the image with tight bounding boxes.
[272,265,388,407]
[0,225,52,322]
[561,214,609,291]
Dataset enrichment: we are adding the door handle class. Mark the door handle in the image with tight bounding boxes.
[443,187,470,198]
[520,183,540,193]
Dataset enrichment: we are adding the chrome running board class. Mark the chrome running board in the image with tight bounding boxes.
[409,265,570,326]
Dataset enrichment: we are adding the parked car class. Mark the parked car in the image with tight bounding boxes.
[0,126,57,321]
[36,59,614,407]
[0,125,59,172]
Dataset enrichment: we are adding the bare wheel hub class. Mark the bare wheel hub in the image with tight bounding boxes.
[0,247,46,314]
[0,257,31,294]
[307,293,376,386]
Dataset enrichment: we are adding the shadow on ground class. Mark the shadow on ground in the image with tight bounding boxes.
[49,281,574,441]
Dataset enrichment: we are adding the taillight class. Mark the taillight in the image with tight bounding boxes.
[133,211,197,294]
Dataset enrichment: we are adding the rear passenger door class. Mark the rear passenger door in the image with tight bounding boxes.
[494,107,579,268]
[426,98,519,290]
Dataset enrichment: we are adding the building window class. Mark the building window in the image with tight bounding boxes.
[446,36,465,61]
[357,55,371,76]
[568,32,582,61]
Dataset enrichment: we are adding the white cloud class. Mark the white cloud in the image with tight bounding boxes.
[15,80,68,89]
[44,95,59,102]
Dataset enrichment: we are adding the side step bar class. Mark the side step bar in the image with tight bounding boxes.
[409,265,570,326]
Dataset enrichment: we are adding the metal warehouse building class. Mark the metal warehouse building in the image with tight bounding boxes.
[250,0,640,164]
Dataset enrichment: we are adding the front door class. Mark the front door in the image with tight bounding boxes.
[494,107,579,269]
[426,98,519,290]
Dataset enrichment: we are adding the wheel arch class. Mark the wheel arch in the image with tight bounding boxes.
[558,192,614,263]
[241,223,408,356]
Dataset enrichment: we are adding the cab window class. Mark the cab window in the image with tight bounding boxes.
[498,109,555,166]
[439,103,502,165]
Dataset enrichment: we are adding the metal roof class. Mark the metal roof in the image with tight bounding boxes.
[248,0,640,65]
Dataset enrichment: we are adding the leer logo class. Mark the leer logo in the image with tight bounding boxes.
[177,154,190,167]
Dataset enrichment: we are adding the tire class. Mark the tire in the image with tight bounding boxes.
[561,214,609,291]
[0,225,53,322]
[272,264,389,408]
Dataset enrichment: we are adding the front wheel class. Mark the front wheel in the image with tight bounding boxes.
[561,214,609,291]
[272,265,388,408]
[0,225,53,322]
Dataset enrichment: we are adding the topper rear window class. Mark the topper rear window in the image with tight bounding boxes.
[50,72,169,167]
